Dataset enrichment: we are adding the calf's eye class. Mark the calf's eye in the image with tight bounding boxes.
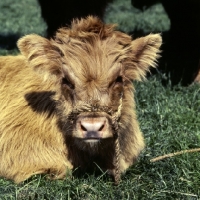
[114,76,123,87]
[115,76,123,83]
[109,76,123,88]
[62,77,75,90]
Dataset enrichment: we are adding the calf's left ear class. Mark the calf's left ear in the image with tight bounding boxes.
[129,33,162,81]
[17,34,62,78]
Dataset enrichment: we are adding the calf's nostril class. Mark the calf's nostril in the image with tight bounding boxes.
[98,124,105,131]
[80,124,87,131]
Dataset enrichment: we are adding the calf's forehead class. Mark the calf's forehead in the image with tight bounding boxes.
[58,37,126,81]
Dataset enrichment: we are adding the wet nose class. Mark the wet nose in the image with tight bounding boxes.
[79,117,107,139]
[80,121,105,132]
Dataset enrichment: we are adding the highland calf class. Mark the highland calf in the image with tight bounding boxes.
[0,16,161,184]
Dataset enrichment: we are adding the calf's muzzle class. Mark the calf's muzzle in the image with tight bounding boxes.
[76,116,111,141]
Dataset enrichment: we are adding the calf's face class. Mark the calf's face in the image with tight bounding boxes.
[17,17,162,148]
[59,39,126,143]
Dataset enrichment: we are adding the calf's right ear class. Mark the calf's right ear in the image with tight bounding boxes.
[17,34,63,78]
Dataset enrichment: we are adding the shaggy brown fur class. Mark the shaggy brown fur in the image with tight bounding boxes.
[0,16,162,183]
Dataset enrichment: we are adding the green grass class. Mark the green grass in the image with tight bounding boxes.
[0,0,200,199]
[0,77,199,199]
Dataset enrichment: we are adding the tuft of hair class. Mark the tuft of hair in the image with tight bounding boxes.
[55,16,117,41]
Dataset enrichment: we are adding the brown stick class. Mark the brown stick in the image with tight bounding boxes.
[150,148,200,162]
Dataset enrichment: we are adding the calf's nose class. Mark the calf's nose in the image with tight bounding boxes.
[80,121,105,132]
[78,117,108,139]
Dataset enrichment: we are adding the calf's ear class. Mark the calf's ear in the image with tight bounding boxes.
[17,34,62,78]
[129,33,162,81]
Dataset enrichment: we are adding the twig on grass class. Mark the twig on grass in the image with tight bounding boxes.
[155,190,198,198]
[150,148,200,162]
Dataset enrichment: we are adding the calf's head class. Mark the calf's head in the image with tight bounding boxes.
[18,16,162,148]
